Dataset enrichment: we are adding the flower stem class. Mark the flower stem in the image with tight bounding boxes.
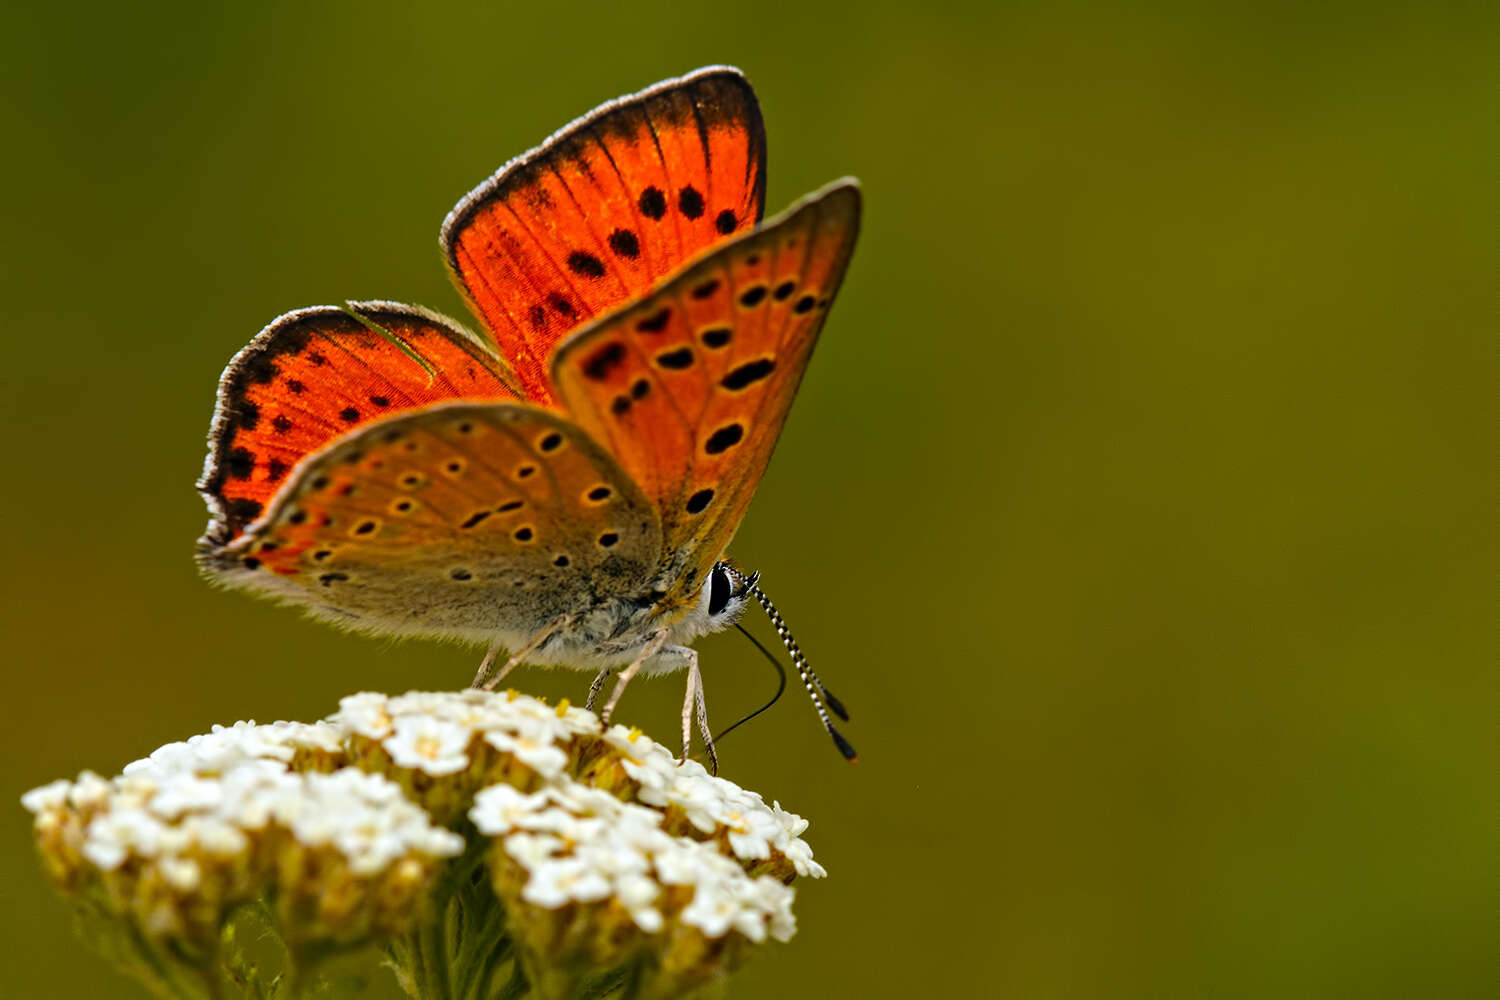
[420,908,455,999]
[491,963,529,1000]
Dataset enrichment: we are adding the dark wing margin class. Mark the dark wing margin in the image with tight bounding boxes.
[198,301,521,548]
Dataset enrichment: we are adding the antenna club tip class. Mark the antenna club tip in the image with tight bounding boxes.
[847,755,859,765]
[829,726,858,762]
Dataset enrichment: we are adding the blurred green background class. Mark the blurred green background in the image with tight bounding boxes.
[2,1,1492,997]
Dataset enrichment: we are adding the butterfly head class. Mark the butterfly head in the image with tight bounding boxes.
[681,561,758,636]
[709,564,858,764]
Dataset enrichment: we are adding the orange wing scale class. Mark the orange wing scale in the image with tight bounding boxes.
[200,303,520,545]
[442,67,766,403]
[551,181,861,594]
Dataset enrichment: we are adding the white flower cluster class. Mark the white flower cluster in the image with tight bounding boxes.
[333,689,599,780]
[470,723,826,948]
[124,719,344,779]
[22,721,462,888]
[22,688,828,997]
[601,726,826,878]
[474,781,797,943]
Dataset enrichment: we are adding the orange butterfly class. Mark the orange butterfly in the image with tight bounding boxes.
[197,67,858,769]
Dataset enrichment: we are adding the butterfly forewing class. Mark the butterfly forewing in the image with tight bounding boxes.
[200,403,663,643]
[199,302,521,546]
[441,66,767,403]
[550,180,861,599]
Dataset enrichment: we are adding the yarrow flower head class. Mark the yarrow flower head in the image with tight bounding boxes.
[472,772,802,999]
[23,719,461,969]
[24,689,827,1000]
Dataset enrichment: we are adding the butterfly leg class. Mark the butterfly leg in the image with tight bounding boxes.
[679,648,719,775]
[679,650,698,762]
[471,615,570,691]
[600,631,668,726]
[584,668,611,712]
[469,636,506,689]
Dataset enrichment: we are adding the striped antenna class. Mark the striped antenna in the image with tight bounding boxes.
[729,568,856,762]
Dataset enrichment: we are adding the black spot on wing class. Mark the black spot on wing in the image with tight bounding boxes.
[567,251,606,279]
[705,423,744,454]
[607,229,640,258]
[635,308,671,333]
[720,358,776,391]
[639,187,667,220]
[686,488,714,514]
[582,342,626,381]
[700,327,732,349]
[655,347,694,370]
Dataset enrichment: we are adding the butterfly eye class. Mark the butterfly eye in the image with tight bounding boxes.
[707,564,733,617]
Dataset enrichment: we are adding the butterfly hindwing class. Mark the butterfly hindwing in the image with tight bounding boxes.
[199,403,663,643]
[550,180,861,598]
[441,66,767,403]
[199,302,522,546]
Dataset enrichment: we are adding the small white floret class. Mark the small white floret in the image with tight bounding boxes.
[383,715,471,776]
